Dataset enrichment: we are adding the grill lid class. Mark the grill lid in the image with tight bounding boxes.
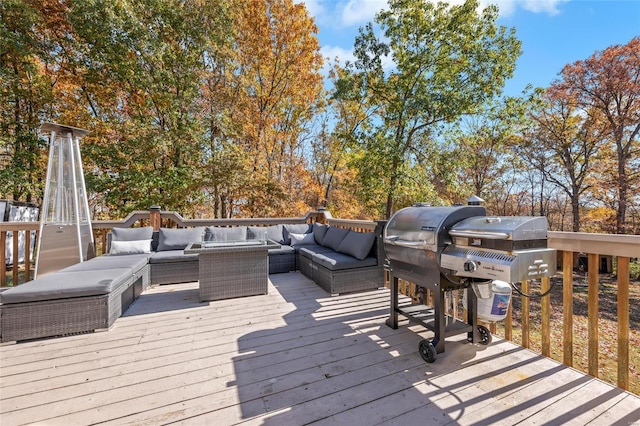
[384,205,486,252]
[448,216,548,241]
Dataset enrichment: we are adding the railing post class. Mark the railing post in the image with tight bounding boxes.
[149,205,161,231]
[563,250,574,367]
[0,230,5,286]
[541,276,551,357]
[25,230,31,282]
[588,253,599,378]
[617,256,630,390]
[12,230,19,285]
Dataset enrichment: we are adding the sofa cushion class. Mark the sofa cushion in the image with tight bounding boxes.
[248,225,284,243]
[311,252,377,271]
[283,223,312,245]
[149,250,199,263]
[157,227,204,251]
[298,245,335,259]
[336,230,377,261]
[112,226,153,241]
[268,244,295,256]
[60,253,151,273]
[289,232,315,246]
[321,226,350,251]
[110,239,152,255]
[313,223,329,245]
[0,269,133,304]
[204,226,247,242]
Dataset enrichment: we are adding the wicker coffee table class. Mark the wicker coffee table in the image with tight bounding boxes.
[185,241,277,302]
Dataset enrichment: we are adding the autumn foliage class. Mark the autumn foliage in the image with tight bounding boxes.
[0,1,638,232]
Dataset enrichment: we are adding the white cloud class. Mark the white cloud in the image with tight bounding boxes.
[521,0,570,16]
[321,45,357,67]
[481,0,570,17]
[341,0,389,26]
[302,0,324,19]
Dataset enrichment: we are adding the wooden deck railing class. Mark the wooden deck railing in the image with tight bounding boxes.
[1,210,638,392]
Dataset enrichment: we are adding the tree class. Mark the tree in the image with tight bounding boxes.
[225,0,324,217]
[334,0,521,218]
[0,0,62,202]
[555,36,640,233]
[443,96,528,206]
[69,0,232,216]
[518,87,603,231]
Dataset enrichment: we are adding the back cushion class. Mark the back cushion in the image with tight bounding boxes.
[204,226,247,242]
[321,226,350,251]
[248,225,284,243]
[157,227,204,251]
[111,226,153,241]
[313,223,329,245]
[336,230,377,260]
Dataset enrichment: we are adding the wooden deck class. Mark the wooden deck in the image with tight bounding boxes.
[1,272,639,426]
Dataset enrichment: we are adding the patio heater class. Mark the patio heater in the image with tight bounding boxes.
[35,123,95,278]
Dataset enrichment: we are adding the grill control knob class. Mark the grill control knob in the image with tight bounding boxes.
[464,260,478,273]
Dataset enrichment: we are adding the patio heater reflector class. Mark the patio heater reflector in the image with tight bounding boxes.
[35,123,95,278]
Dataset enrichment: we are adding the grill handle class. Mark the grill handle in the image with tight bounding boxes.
[383,236,427,248]
[448,230,510,240]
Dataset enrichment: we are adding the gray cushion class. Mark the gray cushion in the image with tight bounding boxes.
[0,269,133,304]
[149,250,199,263]
[60,254,151,273]
[298,245,335,259]
[248,225,284,243]
[283,223,312,245]
[336,230,377,260]
[321,226,350,251]
[111,226,153,241]
[268,245,295,256]
[313,223,329,245]
[311,252,377,271]
[157,227,204,251]
[289,232,315,246]
[204,226,247,242]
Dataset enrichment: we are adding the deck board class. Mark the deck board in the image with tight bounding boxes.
[1,272,639,425]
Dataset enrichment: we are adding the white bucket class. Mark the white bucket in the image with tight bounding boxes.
[476,280,512,322]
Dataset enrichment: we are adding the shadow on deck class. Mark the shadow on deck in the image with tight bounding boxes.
[0,272,639,425]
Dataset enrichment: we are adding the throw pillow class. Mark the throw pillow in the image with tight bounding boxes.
[336,230,377,260]
[111,226,153,241]
[109,239,152,255]
[157,227,204,251]
[289,232,315,246]
[283,223,312,245]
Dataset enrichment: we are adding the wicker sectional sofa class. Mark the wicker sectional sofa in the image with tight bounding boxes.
[0,221,384,342]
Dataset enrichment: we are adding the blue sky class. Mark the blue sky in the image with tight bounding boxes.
[303,0,640,96]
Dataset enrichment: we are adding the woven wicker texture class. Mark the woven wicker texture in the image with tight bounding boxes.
[1,272,138,342]
[150,261,199,285]
[268,253,296,274]
[195,244,269,301]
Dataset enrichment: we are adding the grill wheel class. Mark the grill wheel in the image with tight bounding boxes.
[418,339,437,363]
[475,325,493,345]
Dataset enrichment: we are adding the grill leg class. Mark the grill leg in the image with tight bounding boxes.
[433,286,446,353]
[386,274,399,329]
[467,286,479,343]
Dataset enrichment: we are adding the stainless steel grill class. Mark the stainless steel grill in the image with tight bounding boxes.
[384,203,557,363]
